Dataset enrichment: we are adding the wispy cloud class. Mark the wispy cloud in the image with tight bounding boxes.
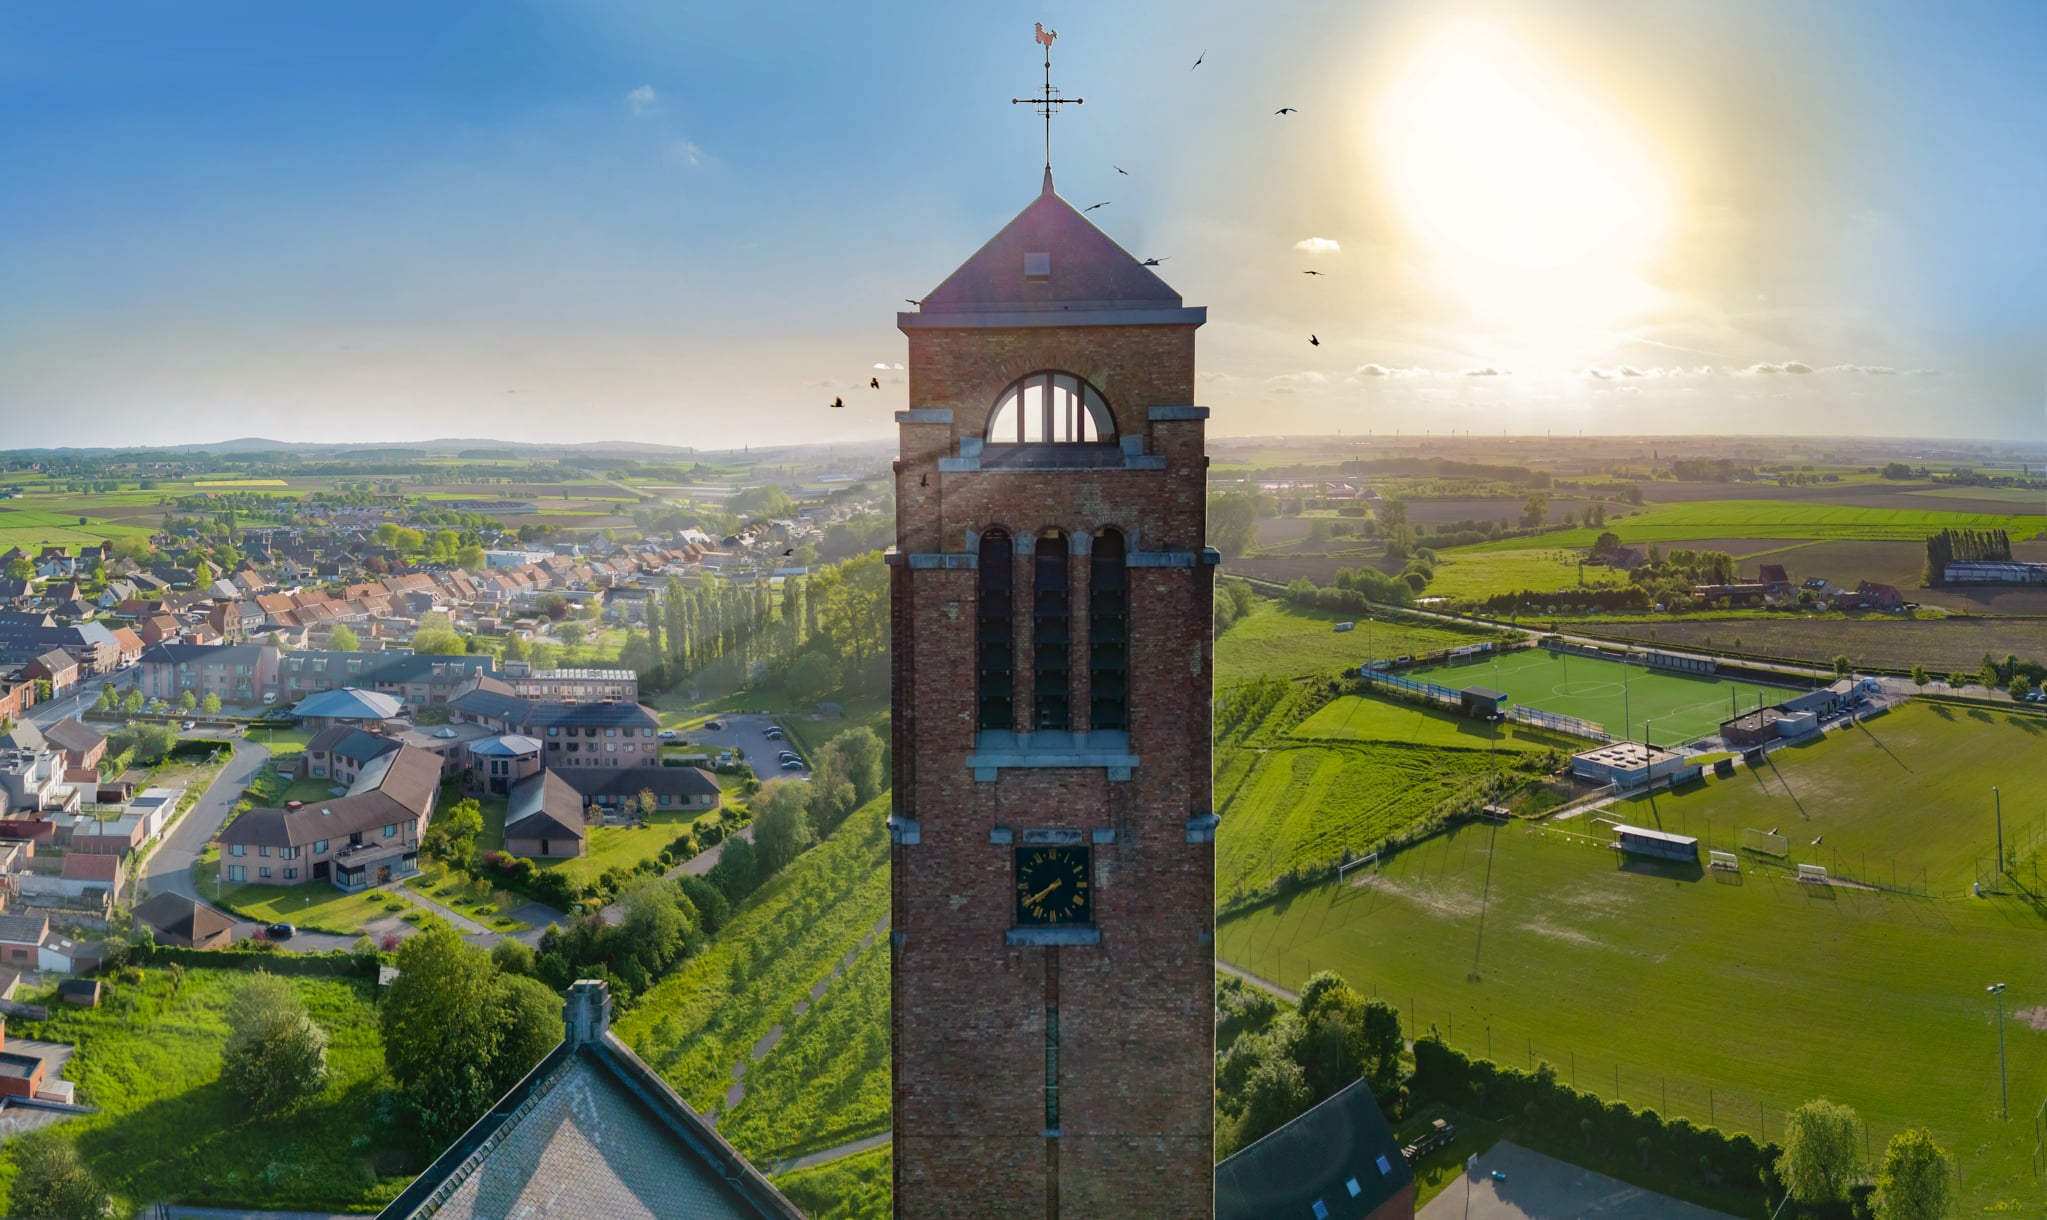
[1737,361,1815,375]
[1583,365,1716,380]
[1821,364,1897,375]
[872,361,905,370]
[626,85,658,116]
[1353,363,1428,379]
[1263,371,1328,393]
[1463,366,1510,377]
[1293,237,1341,254]
[671,139,704,167]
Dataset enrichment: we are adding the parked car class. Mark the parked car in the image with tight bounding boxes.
[763,727,785,740]
[704,719,725,730]
[265,922,296,940]
[658,729,679,741]
[779,759,805,771]
[181,720,195,730]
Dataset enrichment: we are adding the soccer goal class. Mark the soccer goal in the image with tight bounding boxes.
[1798,863,1829,885]
[1709,851,1739,873]
[1337,853,1379,884]
[1740,828,1790,858]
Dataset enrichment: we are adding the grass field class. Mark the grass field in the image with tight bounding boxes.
[1421,547,1632,600]
[1214,599,1498,684]
[1295,695,1553,753]
[0,969,408,1213]
[1461,500,2047,550]
[195,852,403,934]
[1403,648,1803,744]
[1582,616,2047,673]
[1614,701,2047,894]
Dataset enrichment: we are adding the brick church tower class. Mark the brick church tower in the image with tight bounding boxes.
[887,167,1217,1218]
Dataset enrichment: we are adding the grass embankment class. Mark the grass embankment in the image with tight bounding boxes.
[0,969,408,1213]
[771,1148,891,1220]
[616,795,891,1163]
[1218,704,2047,1214]
[1213,598,1499,684]
[1214,682,1563,906]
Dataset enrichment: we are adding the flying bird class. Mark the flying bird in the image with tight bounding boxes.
[1812,834,1824,846]
[829,397,846,409]
[904,298,926,306]
[870,377,880,389]
[1302,270,1324,276]
[1141,257,1169,267]
[1309,334,1320,347]
[1274,107,1297,115]
[1191,49,1205,69]
[1084,201,1110,212]
[1113,165,1129,175]
[783,548,795,556]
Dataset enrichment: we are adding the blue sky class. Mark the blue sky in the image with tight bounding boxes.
[0,1,2041,447]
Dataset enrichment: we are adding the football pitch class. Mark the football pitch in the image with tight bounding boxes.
[1218,703,2047,1213]
[1405,648,1798,745]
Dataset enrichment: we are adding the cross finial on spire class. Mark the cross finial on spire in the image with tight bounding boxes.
[1013,22,1081,190]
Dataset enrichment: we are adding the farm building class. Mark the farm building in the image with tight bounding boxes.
[1613,824,1700,864]
[1945,561,2047,585]
[1570,742,1692,789]
[1458,687,1508,720]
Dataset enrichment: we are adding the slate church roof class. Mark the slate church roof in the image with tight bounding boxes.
[1215,1078,1415,1220]
[905,170,1205,325]
[378,980,801,1220]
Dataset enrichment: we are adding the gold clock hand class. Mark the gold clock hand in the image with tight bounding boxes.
[1027,878,1063,907]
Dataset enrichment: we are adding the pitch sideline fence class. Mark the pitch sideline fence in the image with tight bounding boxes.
[1358,669,1465,711]
[1510,704,1612,742]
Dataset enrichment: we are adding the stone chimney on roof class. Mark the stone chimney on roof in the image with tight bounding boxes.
[564,978,612,1047]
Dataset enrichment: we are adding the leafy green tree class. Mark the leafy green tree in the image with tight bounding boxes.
[201,692,221,715]
[382,924,506,1145]
[192,559,215,586]
[708,834,759,903]
[491,973,564,1095]
[1236,1053,1312,1148]
[6,556,36,581]
[751,779,816,876]
[1207,493,1258,558]
[177,689,197,712]
[679,875,729,935]
[491,937,536,978]
[220,971,330,1116]
[93,685,117,714]
[1778,1098,1861,1205]
[423,798,484,867]
[7,1132,112,1220]
[2015,674,2037,701]
[328,623,360,652]
[457,543,486,572]
[1981,659,2002,689]
[1874,1127,1952,1220]
[1911,665,1930,688]
[557,622,586,649]
[785,651,836,706]
[412,626,467,655]
[832,726,885,806]
[1521,493,1549,528]
[1833,655,1852,679]
[121,688,144,715]
[1948,672,1969,690]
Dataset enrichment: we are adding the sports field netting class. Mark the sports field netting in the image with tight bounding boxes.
[1403,648,1796,745]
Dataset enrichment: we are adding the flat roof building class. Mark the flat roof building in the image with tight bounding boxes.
[1614,824,1700,863]
[1571,742,1691,789]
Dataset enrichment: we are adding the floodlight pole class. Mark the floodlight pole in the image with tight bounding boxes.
[1990,983,2009,1118]
[1994,787,2004,876]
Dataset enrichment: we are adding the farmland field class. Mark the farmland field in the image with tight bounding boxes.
[1580,616,2047,672]
[1460,500,2047,550]
[616,795,891,1164]
[1213,598,1498,684]
[1402,647,1801,744]
[1421,547,1632,601]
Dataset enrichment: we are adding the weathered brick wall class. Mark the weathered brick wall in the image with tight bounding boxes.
[891,319,1215,1218]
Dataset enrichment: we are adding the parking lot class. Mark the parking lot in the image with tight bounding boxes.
[675,712,808,780]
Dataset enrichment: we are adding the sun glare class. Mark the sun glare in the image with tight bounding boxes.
[1371,24,1675,331]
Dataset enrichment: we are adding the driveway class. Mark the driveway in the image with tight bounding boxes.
[1416,1140,1740,1220]
[139,739,271,906]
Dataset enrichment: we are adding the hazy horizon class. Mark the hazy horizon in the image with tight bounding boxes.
[3,1,2042,447]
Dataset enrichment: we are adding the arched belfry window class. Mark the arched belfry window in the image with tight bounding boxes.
[986,372,1115,445]
[1033,530,1071,731]
[977,531,1014,731]
[1089,529,1128,732]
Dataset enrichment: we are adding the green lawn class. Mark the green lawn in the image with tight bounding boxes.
[1403,647,1800,744]
[1611,701,2047,895]
[1295,694,1552,753]
[1214,598,1499,684]
[533,807,725,887]
[1422,547,1633,601]
[616,796,891,1163]
[0,968,412,1213]
[1460,499,2047,550]
[405,865,533,932]
[195,852,403,934]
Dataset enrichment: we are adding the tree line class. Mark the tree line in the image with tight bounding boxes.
[1924,528,2012,584]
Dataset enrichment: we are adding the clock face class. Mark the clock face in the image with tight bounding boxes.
[1014,846,1091,926]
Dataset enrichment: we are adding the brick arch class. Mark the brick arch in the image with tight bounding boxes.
[962,343,1135,438]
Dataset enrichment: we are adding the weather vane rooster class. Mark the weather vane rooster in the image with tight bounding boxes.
[1035,22,1056,48]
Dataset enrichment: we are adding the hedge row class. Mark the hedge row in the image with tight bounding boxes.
[1411,1037,1778,1207]
[136,942,377,979]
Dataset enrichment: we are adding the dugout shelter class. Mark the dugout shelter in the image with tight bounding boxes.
[1614,824,1700,864]
[1458,687,1509,721]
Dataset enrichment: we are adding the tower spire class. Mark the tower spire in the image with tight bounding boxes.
[1013,22,1081,190]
